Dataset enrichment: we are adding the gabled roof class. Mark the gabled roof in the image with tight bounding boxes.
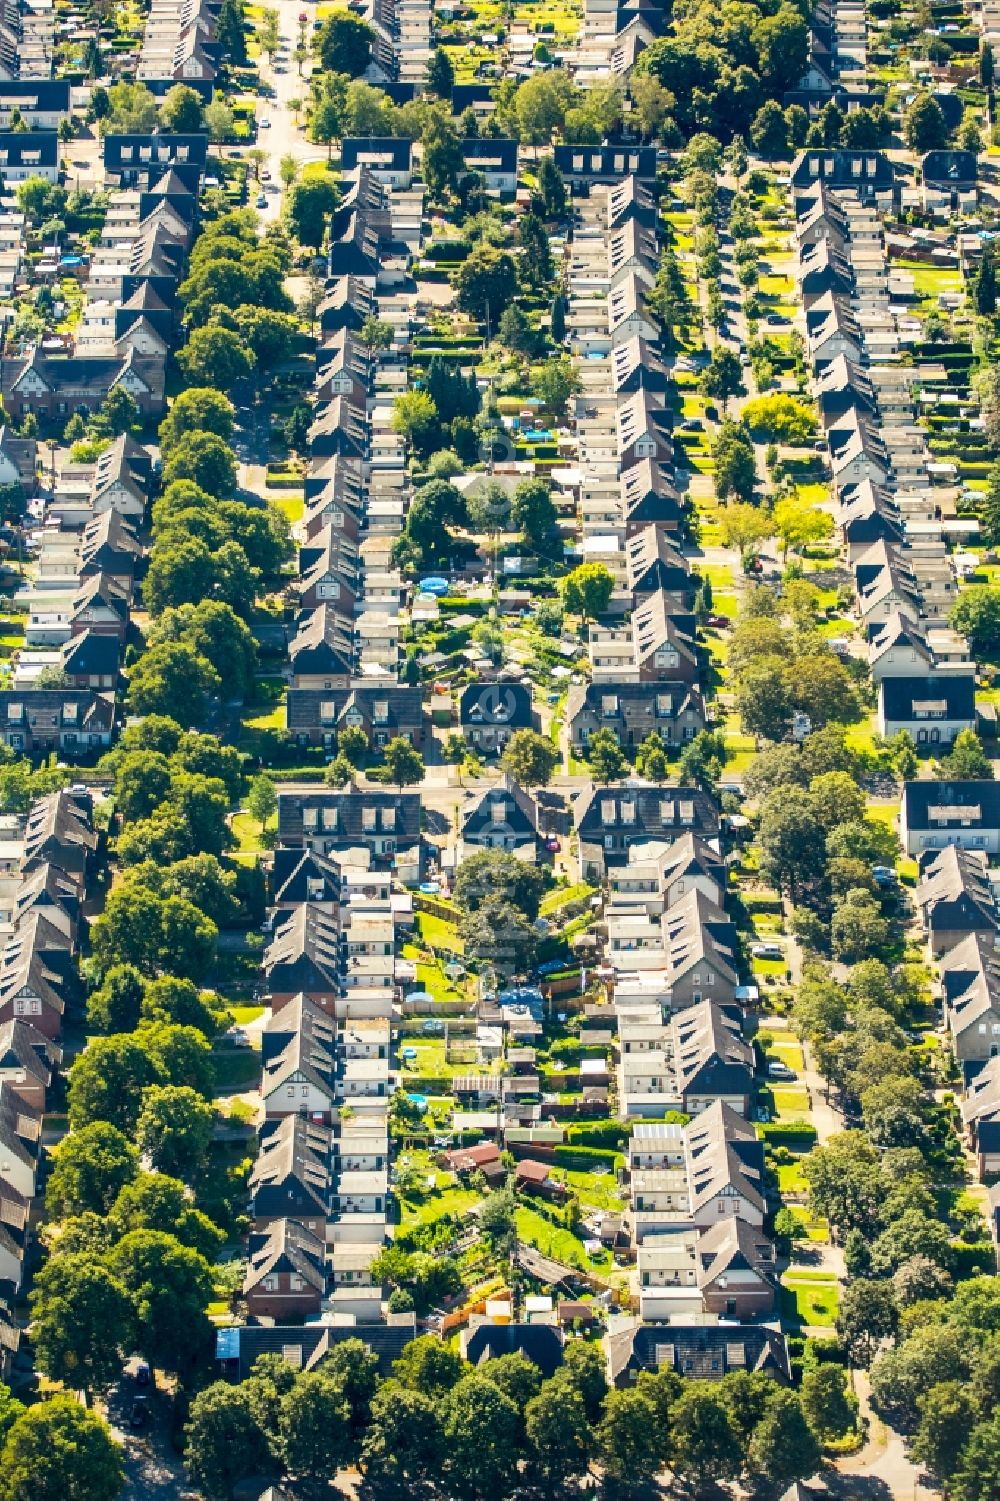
[245,1218,326,1295]
[21,790,96,878]
[270,848,343,908]
[916,846,998,934]
[459,681,533,730]
[289,603,355,678]
[461,774,539,839]
[0,1019,55,1090]
[462,1321,564,1378]
[566,679,705,729]
[671,1000,754,1098]
[575,781,719,841]
[262,996,337,1101]
[249,1114,333,1216]
[661,889,740,987]
[684,1100,765,1214]
[626,526,691,598]
[62,631,121,680]
[605,1316,789,1384]
[263,904,342,992]
[696,1216,775,1287]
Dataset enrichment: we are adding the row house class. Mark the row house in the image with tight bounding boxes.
[0,791,92,1361]
[574,782,719,880]
[915,846,999,957]
[136,2,219,98]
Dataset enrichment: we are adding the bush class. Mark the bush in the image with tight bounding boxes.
[565,1119,629,1150]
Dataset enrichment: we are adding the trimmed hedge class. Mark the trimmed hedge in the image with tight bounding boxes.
[759,1121,818,1145]
[552,1145,620,1171]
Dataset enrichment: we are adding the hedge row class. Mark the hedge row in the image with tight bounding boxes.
[759,1121,818,1145]
[552,1145,620,1172]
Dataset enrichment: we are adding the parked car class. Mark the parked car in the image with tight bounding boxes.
[135,1362,151,1387]
[129,1398,149,1430]
[751,942,783,960]
[256,194,267,208]
[767,1061,796,1082]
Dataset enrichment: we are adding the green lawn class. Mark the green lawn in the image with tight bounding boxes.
[539,883,595,917]
[417,912,465,954]
[771,1086,812,1119]
[230,811,273,853]
[212,1050,261,1093]
[776,1160,808,1195]
[781,1273,840,1329]
[399,1180,482,1229]
[759,1034,805,1072]
[230,1004,265,1025]
[515,1207,610,1272]
[557,1168,626,1213]
[273,492,304,524]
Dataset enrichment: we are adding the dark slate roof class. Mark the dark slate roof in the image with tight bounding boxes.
[341,137,412,172]
[61,631,121,680]
[102,133,208,171]
[0,689,115,735]
[270,847,343,908]
[922,148,978,185]
[462,138,518,172]
[462,1321,564,1378]
[880,675,975,723]
[245,1219,326,1295]
[565,680,706,730]
[461,774,539,841]
[574,781,720,841]
[459,681,534,732]
[452,84,496,110]
[902,779,1000,833]
[0,130,57,168]
[221,1317,416,1380]
[0,81,70,110]
[553,144,657,184]
[277,789,422,846]
[263,905,341,993]
[21,789,96,877]
[790,148,894,191]
[606,1318,790,1384]
[916,845,998,932]
[287,685,423,738]
[249,1114,332,1220]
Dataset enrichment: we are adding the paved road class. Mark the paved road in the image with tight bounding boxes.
[105,1365,187,1501]
[252,0,328,220]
